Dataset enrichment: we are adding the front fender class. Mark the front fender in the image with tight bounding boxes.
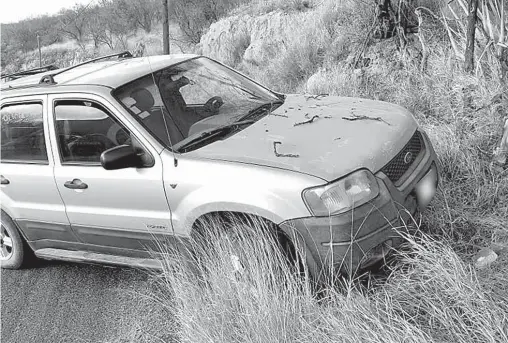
[162,155,323,235]
[171,184,307,235]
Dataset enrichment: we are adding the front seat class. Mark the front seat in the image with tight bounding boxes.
[129,88,185,146]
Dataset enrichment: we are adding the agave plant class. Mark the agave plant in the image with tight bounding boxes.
[445,0,507,77]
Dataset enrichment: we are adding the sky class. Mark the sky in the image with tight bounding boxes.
[0,0,93,24]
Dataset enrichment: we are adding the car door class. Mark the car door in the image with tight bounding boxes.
[47,93,173,253]
[0,95,75,245]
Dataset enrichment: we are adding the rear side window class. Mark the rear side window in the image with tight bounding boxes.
[1,102,48,163]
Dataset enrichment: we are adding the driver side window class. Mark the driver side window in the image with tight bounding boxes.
[54,100,131,164]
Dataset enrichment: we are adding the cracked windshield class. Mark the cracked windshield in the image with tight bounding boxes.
[114,57,282,151]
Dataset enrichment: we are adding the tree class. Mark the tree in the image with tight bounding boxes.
[128,0,161,33]
[86,6,105,49]
[97,0,137,50]
[58,4,92,49]
[464,0,479,73]
[374,0,395,39]
[7,20,38,53]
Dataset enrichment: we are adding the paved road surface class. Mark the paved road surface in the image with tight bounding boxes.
[1,260,176,343]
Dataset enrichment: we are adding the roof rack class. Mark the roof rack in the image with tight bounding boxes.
[39,51,133,85]
[1,65,59,82]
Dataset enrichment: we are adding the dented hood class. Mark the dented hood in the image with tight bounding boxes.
[186,94,419,182]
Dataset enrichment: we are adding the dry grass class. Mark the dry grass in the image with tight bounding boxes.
[149,216,508,343]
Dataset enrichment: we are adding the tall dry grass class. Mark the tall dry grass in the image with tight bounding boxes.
[150,216,508,343]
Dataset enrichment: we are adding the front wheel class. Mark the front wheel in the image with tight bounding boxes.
[194,215,306,280]
[0,212,29,269]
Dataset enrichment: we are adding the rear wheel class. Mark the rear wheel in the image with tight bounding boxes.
[0,212,29,269]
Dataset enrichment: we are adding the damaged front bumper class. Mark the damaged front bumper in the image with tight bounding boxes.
[279,130,439,279]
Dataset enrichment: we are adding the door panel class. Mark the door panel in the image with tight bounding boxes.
[0,164,74,242]
[54,165,172,249]
[48,94,172,251]
[0,96,73,243]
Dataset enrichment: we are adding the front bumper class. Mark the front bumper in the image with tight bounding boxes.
[279,130,439,279]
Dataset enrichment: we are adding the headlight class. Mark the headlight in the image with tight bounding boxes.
[302,169,380,217]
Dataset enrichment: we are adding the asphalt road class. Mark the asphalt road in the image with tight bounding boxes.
[1,260,176,343]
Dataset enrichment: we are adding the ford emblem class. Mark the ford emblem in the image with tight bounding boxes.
[403,151,414,164]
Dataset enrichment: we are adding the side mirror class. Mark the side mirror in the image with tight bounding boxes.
[100,145,142,170]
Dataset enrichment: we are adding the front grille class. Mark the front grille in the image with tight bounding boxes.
[381,130,425,185]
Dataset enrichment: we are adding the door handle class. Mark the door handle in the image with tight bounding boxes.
[64,179,88,190]
[0,175,9,185]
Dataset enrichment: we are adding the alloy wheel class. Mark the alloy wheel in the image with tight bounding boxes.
[0,223,14,260]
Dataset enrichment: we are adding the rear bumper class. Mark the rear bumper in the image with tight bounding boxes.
[279,130,439,279]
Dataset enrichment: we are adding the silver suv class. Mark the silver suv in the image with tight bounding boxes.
[0,52,439,277]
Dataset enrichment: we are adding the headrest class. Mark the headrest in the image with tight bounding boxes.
[130,88,155,112]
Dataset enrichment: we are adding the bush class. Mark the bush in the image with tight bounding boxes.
[170,0,249,44]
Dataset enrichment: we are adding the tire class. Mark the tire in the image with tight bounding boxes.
[0,211,28,269]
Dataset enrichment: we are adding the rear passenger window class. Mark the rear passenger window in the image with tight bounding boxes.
[54,100,131,163]
[1,102,48,163]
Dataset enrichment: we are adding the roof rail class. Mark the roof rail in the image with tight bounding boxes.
[1,83,52,92]
[39,51,133,85]
[1,65,59,81]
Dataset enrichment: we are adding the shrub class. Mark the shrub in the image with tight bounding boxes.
[170,0,249,44]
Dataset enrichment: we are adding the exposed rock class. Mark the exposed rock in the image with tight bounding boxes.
[242,12,294,65]
[199,11,311,66]
[198,15,250,65]
[305,68,327,93]
[305,63,363,95]
[474,247,498,269]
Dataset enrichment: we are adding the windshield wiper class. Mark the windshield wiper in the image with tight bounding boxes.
[240,101,284,121]
[174,119,256,152]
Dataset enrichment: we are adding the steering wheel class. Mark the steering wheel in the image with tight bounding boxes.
[203,96,224,114]
[68,134,116,159]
